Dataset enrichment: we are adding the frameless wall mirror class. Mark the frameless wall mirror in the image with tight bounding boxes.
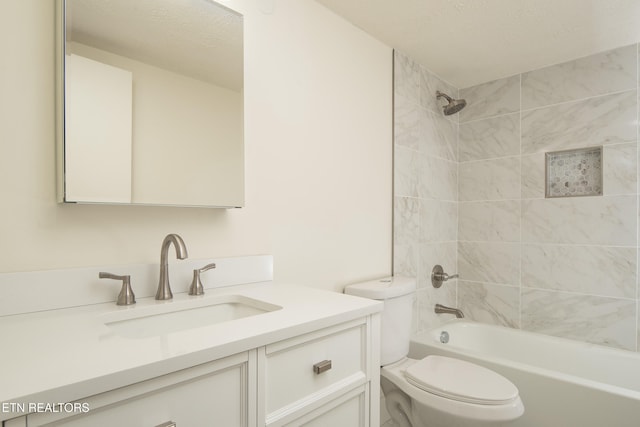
[56,0,244,208]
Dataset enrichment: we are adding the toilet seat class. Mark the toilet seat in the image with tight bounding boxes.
[381,357,524,424]
[404,356,519,405]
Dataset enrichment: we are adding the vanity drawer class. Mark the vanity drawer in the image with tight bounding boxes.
[283,385,368,427]
[263,320,367,419]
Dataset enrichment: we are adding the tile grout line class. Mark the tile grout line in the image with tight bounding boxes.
[455,83,460,315]
[461,87,637,126]
[459,279,637,301]
[457,240,637,249]
[520,87,637,114]
[417,59,423,335]
[632,43,640,352]
[519,72,523,331]
[459,141,638,165]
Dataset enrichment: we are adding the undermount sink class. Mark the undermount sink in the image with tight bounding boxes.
[102,294,282,339]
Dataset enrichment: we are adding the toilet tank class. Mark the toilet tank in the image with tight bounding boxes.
[344,277,416,365]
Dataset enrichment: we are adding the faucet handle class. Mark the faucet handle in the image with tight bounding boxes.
[99,272,136,306]
[431,265,459,288]
[189,263,216,296]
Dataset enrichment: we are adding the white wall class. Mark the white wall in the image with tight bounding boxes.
[0,0,392,291]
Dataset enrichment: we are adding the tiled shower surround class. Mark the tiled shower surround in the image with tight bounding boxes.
[393,51,459,333]
[393,44,640,351]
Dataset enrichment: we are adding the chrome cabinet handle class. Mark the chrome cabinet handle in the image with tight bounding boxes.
[155,422,176,427]
[313,360,332,374]
[431,265,459,288]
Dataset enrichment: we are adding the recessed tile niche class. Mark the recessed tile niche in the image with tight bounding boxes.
[545,147,603,198]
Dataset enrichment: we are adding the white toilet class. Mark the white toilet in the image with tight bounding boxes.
[345,276,524,427]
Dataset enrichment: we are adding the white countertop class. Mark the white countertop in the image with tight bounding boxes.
[0,282,382,420]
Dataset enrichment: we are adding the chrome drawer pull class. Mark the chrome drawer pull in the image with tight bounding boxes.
[155,422,176,427]
[313,360,332,374]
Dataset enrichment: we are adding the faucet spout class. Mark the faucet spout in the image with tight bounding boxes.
[434,303,464,319]
[156,234,188,300]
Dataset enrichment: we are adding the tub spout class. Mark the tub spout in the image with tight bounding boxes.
[435,303,464,318]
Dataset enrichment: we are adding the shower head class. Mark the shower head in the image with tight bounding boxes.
[436,91,467,116]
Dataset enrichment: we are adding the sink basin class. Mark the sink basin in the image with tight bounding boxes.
[102,295,281,339]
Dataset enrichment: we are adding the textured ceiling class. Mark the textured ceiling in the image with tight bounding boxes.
[67,0,243,90]
[315,0,640,88]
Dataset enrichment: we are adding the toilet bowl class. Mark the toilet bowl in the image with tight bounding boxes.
[381,357,524,427]
[344,277,524,427]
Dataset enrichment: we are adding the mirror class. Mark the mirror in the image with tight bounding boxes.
[57,0,244,208]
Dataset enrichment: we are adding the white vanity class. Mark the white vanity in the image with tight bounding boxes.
[0,257,382,427]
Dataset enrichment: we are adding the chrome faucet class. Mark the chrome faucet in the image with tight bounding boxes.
[435,303,464,319]
[156,234,188,300]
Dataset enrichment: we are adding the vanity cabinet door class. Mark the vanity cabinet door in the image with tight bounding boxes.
[27,352,256,427]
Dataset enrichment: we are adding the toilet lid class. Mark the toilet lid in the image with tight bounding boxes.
[404,356,519,405]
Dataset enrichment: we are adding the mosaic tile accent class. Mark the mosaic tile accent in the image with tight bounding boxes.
[545,147,602,198]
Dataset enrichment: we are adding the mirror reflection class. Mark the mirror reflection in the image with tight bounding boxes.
[61,0,244,207]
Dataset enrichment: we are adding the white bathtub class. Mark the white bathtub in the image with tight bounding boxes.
[409,320,640,427]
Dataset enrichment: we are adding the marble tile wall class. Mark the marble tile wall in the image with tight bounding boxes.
[394,44,640,352]
[389,44,638,427]
[457,44,639,351]
[393,51,459,333]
